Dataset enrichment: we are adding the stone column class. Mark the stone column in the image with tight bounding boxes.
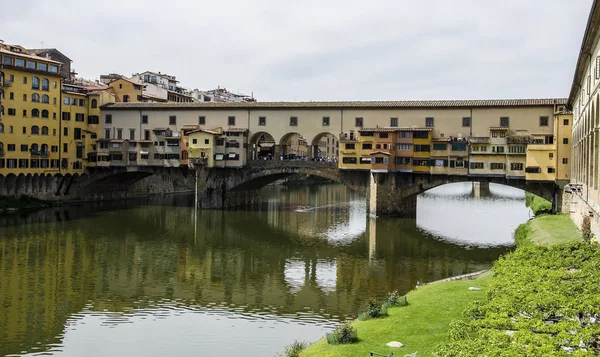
[368,172,418,218]
[274,145,282,160]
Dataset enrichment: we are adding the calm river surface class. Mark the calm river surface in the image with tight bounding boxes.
[0,182,531,357]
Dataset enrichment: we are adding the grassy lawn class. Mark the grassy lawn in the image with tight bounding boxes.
[300,272,492,357]
[520,214,580,246]
[524,192,552,215]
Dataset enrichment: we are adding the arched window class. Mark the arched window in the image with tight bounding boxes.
[31,126,40,135]
[0,105,4,116]
[32,77,40,90]
[31,109,40,118]
[41,109,49,118]
[41,126,49,135]
[31,143,39,152]
[0,123,4,133]
[42,78,49,91]
[42,94,49,103]
[32,93,40,102]
[0,142,4,153]
[91,99,98,108]
[61,159,68,169]
[41,144,48,154]
[0,88,4,100]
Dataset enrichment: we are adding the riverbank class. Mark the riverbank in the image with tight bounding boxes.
[300,213,585,357]
[0,195,53,215]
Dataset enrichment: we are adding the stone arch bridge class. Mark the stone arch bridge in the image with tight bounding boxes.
[0,161,561,216]
[195,160,561,216]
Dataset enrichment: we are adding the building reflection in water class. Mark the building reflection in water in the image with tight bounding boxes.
[416,182,530,246]
[0,183,527,357]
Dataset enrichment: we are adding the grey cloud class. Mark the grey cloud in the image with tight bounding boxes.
[2,0,594,100]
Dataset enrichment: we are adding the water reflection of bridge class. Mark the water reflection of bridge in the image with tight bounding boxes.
[0,194,509,356]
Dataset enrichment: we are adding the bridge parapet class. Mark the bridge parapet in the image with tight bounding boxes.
[246,160,338,170]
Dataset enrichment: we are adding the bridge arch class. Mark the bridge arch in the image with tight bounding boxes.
[249,131,276,160]
[310,132,338,160]
[278,132,308,159]
[368,172,559,217]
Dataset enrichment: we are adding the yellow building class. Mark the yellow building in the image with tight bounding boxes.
[187,129,219,167]
[554,110,572,182]
[107,78,143,103]
[412,129,432,173]
[0,43,63,176]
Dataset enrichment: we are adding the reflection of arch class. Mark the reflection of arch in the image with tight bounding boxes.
[249,131,276,160]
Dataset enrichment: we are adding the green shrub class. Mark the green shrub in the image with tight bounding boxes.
[282,340,307,357]
[326,322,358,344]
[386,290,408,307]
[582,216,593,243]
[358,298,388,320]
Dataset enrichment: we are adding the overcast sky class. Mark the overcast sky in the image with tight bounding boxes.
[3,0,594,101]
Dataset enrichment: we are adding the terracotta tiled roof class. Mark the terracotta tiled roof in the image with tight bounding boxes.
[100,98,567,110]
[224,128,249,133]
[188,128,220,135]
[369,151,392,156]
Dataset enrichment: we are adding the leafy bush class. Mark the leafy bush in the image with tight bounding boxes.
[326,322,358,344]
[386,290,408,307]
[582,216,593,243]
[282,340,307,357]
[358,298,388,320]
[433,243,600,356]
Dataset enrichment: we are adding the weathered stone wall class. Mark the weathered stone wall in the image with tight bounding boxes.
[0,167,195,204]
[567,188,600,240]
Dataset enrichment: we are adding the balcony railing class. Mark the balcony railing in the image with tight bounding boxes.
[41,151,49,158]
[30,150,40,157]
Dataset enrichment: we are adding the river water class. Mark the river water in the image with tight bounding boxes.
[0,182,531,357]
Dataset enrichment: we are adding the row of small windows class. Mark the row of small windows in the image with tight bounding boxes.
[0,159,76,170]
[0,142,54,153]
[126,115,561,129]
[63,96,87,107]
[2,108,54,118]
[0,56,59,73]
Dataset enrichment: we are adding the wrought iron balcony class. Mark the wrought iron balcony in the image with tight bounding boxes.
[30,149,40,157]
